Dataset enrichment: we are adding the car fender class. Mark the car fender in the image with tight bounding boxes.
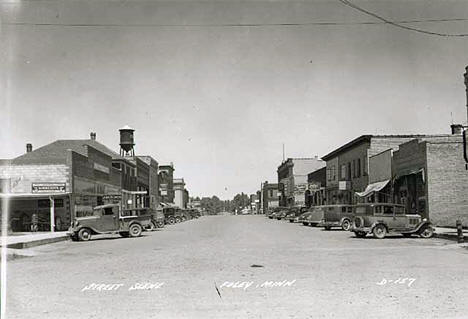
[413,221,433,233]
[128,220,143,227]
[73,225,102,235]
[370,221,388,233]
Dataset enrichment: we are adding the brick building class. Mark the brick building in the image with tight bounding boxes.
[0,134,135,232]
[260,182,279,214]
[322,135,427,205]
[306,167,327,207]
[158,164,175,204]
[393,134,468,226]
[137,156,160,210]
[277,157,325,207]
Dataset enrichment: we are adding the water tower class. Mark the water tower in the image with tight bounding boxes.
[119,125,135,157]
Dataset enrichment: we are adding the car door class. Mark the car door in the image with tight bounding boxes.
[100,206,119,231]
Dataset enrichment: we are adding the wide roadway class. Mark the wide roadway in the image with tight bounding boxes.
[6,215,468,319]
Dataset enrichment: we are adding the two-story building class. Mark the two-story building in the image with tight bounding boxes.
[277,157,325,207]
[260,181,279,214]
[321,135,427,205]
[306,167,327,207]
[158,164,175,204]
[392,132,468,226]
[173,178,188,209]
[0,133,136,232]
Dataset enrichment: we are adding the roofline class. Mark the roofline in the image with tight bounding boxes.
[321,134,432,161]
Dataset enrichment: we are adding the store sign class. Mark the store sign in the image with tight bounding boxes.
[32,182,66,193]
[94,163,110,174]
[102,194,122,201]
[339,181,351,191]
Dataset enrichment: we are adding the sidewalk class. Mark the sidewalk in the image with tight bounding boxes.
[0,231,70,249]
[434,227,467,242]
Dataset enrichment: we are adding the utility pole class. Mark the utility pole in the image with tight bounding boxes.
[464,66,468,126]
[282,143,285,162]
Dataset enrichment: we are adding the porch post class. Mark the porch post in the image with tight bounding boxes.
[49,196,55,232]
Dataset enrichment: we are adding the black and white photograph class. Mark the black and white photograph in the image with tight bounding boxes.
[1,0,468,318]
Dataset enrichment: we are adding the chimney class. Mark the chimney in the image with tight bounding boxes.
[90,132,96,140]
[26,143,33,153]
[450,124,464,135]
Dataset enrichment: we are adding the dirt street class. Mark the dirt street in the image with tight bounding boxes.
[6,215,468,319]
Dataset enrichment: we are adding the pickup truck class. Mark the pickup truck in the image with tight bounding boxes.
[68,204,150,241]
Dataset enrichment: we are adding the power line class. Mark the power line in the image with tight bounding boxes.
[3,17,468,28]
[338,0,468,37]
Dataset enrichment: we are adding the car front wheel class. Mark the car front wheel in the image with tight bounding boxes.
[419,227,434,238]
[129,224,143,237]
[341,219,351,231]
[78,228,92,241]
[373,225,387,239]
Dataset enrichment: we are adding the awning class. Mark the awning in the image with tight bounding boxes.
[0,193,71,199]
[355,180,390,197]
[394,168,425,181]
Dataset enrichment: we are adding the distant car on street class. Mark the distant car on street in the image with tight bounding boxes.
[286,206,308,223]
[318,205,354,230]
[299,210,313,226]
[68,204,149,241]
[351,203,434,239]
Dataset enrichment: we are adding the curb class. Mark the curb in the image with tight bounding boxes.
[6,235,70,249]
[435,233,467,242]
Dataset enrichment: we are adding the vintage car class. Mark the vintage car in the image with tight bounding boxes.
[306,206,327,226]
[276,209,289,220]
[268,207,284,219]
[351,203,434,239]
[317,205,354,230]
[299,210,313,226]
[286,206,308,223]
[68,204,149,241]
[163,207,185,224]
[122,207,156,231]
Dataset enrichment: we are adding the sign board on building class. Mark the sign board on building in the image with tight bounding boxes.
[102,194,122,201]
[338,181,351,191]
[94,163,110,174]
[32,182,66,193]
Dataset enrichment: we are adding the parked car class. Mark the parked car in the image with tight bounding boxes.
[122,207,156,230]
[68,204,149,241]
[351,203,434,239]
[299,210,313,226]
[318,205,354,230]
[268,207,284,219]
[276,209,289,220]
[286,206,308,223]
[152,208,165,228]
[307,206,326,226]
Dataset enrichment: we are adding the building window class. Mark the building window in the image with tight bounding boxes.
[347,162,351,180]
[357,158,361,177]
[340,164,346,180]
[269,190,274,197]
[352,160,356,178]
[363,156,368,176]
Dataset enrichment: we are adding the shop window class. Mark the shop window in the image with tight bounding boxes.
[55,199,64,208]
[38,199,50,208]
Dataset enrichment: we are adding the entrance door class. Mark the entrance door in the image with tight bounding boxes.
[100,206,119,231]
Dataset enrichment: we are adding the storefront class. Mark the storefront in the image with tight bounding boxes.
[1,192,71,232]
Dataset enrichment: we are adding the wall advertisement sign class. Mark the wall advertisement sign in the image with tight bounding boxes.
[32,182,66,193]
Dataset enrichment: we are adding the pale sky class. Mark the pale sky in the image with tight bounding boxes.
[1,0,468,199]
